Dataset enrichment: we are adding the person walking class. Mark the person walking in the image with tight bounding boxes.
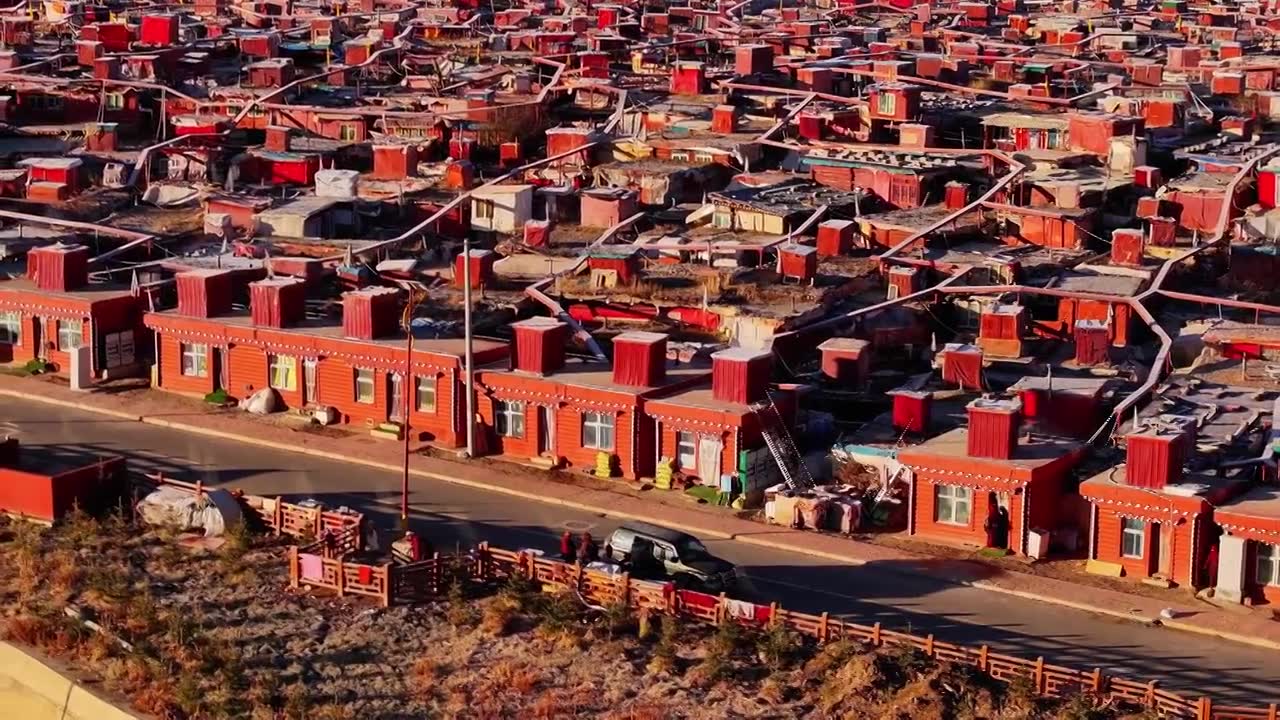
[560,531,577,563]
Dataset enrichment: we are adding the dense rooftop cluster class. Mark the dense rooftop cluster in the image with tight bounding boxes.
[2,0,1280,606]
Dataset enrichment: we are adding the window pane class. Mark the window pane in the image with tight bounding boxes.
[415,376,436,412]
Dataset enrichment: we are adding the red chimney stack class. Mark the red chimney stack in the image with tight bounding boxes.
[711,348,772,405]
[27,243,89,292]
[511,317,569,375]
[175,269,235,318]
[249,277,306,328]
[890,389,932,434]
[1124,417,1194,489]
[342,287,402,340]
[612,331,667,387]
[941,343,983,390]
[966,397,1022,460]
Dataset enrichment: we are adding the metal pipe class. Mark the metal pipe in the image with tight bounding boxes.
[463,236,476,458]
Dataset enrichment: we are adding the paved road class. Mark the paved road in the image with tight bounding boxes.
[4,398,1279,705]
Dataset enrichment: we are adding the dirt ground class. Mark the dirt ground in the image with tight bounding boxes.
[0,513,1165,719]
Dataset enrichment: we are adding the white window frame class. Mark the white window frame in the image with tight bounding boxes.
[581,411,615,451]
[180,342,207,377]
[354,368,375,404]
[934,484,971,526]
[415,375,436,413]
[496,400,525,438]
[57,319,82,352]
[0,310,19,344]
[105,92,125,110]
[1257,542,1280,587]
[268,354,297,391]
[1121,517,1145,559]
[676,431,696,470]
[475,198,495,220]
[877,91,897,116]
[339,123,359,141]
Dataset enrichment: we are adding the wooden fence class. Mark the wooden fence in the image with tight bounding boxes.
[281,542,1278,720]
[138,476,1273,720]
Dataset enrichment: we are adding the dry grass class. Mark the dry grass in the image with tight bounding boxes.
[0,514,1167,720]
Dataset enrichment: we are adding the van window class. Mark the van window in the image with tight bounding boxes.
[654,544,675,562]
[677,537,710,561]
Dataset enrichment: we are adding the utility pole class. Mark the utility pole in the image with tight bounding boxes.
[463,237,476,458]
[400,292,419,530]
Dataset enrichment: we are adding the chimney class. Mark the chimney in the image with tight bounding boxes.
[27,243,89,292]
[1074,320,1110,366]
[711,105,738,135]
[777,245,818,284]
[372,143,418,179]
[890,389,931,434]
[1111,228,1145,266]
[887,266,920,299]
[454,249,495,289]
[735,44,773,75]
[1124,416,1195,489]
[265,125,292,152]
[944,181,969,209]
[249,277,306,328]
[817,337,870,387]
[342,287,402,340]
[941,343,983,391]
[816,220,855,257]
[175,269,235,317]
[711,348,772,405]
[966,397,1022,460]
[612,331,667,387]
[511,317,569,375]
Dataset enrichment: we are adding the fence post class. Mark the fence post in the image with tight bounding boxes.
[288,546,299,589]
[871,622,882,647]
[1033,657,1045,694]
[433,552,442,596]
[818,612,829,643]
[717,592,728,626]
[769,601,779,628]
[335,558,346,598]
[1269,702,1278,720]
[381,563,393,608]
[273,496,283,536]
[1195,697,1211,720]
[1145,680,1158,708]
[925,634,935,657]
[978,645,989,672]
[620,573,630,607]
[575,562,584,594]
[313,507,323,539]
[478,542,488,581]
[1089,668,1104,695]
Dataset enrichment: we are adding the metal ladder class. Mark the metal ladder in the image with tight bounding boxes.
[751,391,816,491]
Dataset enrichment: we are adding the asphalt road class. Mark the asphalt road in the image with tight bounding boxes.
[4,398,1278,705]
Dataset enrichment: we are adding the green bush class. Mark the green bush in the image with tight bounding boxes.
[22,358,49,375]
[204,388,231,405]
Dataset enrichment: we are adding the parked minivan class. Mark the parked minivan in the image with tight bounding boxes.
[605,522,738,592]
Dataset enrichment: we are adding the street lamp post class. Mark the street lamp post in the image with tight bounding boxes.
[400,291,422,530]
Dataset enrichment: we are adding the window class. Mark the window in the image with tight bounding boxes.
[934,484,971,526]
[475,198,495,220]
[269,354,297,391]
[180,343,207,377]
[581,411,615,451]
[0,311,19,344]
[876,91,897,116]
[676,431,696,470]
[354,368,375,404]
[1257,543,1280,587]
[105,93,125,110]
[339,123,359,141]
[1121,517,1145,559]
[496,400,525,438]
[415,376,436,412]
[57,320,81,351]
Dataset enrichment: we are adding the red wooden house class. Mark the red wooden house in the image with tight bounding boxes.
[476,326,710,478]
[1213,489,1280,605]
[1079,416,1237,588]
[898,397,1084,555]
[144,278,507,445]
[0,244,146,377]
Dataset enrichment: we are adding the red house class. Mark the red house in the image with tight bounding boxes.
[0,244,146,377]
[476,326,710,479]
[145,278,507,444]
[899,397,1084,555]
[0,439,127,523]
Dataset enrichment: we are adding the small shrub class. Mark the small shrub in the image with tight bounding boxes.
[445,576,478,628]
[637,608,653,641]
[204,388,231,405]
[646,615,680,675]
[174,673,205,717]
[60,506,101,547]
[758,621,800,671]
[802,638,863,682]
[410,655,445,699]
[601,599,633,640]
[499,570,537,610]
[130,680,179,718]
[481,596,520,637]
[23,358,49,375]
[535,588,580,637]
[283,683,310,720]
